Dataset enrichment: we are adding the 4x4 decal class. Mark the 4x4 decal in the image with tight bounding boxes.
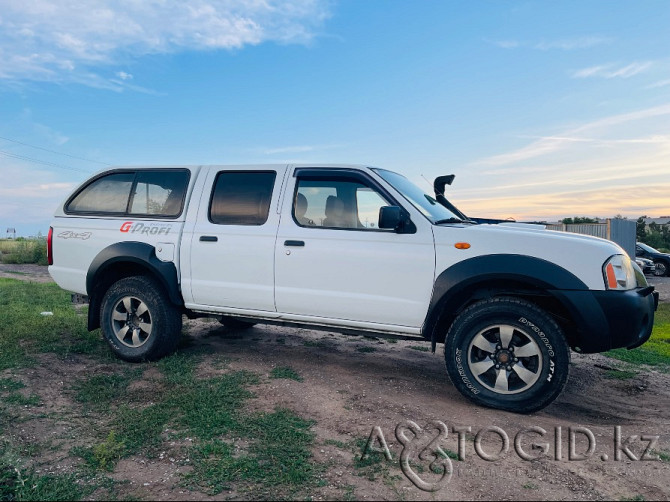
[57,231,92,240]
[120,221,172,235]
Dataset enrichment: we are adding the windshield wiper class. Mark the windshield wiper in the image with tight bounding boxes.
[433,217,477,225]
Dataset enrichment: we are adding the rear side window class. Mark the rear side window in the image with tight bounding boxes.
[209,171,276,225]
[67,173,134,213]
[66,169,190,217]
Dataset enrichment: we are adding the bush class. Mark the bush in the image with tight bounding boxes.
[0,240,47,265]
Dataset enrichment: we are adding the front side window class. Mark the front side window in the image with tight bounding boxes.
[209,171,276,225]
[294,177,392,230]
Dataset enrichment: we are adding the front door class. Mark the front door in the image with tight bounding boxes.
[275,168,435,328]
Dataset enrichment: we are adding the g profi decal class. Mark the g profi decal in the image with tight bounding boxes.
[120,222,171,235]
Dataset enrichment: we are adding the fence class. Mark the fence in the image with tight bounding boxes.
[546,219,636,258]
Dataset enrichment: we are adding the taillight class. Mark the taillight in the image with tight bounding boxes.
[47,226,53,265]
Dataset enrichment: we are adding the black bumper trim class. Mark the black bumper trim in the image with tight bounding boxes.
[549,287,656,353]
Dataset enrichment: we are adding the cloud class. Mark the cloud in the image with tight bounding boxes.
[476,103,670,167]
[494,40,520,49]
[0,0,332,87]
[116,71,133,81]
[492,36,611,51]
[0,162,82,228]
[571,61,653,79]
[533,36,612,50]
[646,79,670,89]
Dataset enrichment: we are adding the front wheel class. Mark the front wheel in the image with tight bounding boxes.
[444,297,569,413]
[653,260,668,277]
[101,276,182,362]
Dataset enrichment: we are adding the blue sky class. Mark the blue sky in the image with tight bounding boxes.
[1,0,669,236]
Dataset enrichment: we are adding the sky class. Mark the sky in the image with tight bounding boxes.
[1,0,669,236]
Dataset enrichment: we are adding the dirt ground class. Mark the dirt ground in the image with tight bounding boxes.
[2,265,669,501]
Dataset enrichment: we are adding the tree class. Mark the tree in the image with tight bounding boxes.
[561,216,599,224]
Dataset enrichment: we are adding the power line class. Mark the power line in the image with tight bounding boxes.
[0,135,111,166]
[0,149,90,173]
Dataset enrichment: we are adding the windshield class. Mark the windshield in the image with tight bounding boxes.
[373,168,462,223]
[638,242,660,253]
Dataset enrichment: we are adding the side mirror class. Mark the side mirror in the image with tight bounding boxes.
[378,206,411,232]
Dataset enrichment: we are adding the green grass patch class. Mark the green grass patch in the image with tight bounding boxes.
[0,279,105,370]
[73,369,142,410]
[356,346,376,353]
[3,393,41,407]
[605,303,670,368]
[184,408,318,496]
[0,378,25,392]
[408,345,430,352]
[604,369,637,380]
[1,443,96,501]
[0,239,48,265]
[270,366,303,382]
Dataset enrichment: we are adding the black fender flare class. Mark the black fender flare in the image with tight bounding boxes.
[423,254,596,348]
[86,242,183,331]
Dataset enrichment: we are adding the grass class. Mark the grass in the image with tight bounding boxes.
[69,350,319,497]
[408,345,430,352]
[270,366,303,382]
[605,302,670,369]
[0,442,97,501]
[604,369,637,380]
[0,278,105,371]
[356,346,376,353]
[0,238,48,265]
[0,279,321,499]
[74,370,142,410]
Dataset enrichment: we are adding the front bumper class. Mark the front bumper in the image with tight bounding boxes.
[549,286,657,353]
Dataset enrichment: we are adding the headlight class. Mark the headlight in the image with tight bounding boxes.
[603,254,639,290]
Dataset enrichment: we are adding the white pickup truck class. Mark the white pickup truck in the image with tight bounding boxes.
[47,164,658,412]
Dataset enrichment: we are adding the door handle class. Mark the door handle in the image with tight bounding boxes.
[284,240,304,247]
[199,236,218,242]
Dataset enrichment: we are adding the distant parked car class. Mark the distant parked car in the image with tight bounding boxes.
[635,257,656,275]
[636,243,670,277]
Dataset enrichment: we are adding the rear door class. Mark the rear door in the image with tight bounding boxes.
[186,166,286,311]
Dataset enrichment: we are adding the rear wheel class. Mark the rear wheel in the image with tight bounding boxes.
[101,276,182,362]
[653,260,668,277]
[444,297,569,413]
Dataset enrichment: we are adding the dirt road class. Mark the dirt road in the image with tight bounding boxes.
[2,265,669,500]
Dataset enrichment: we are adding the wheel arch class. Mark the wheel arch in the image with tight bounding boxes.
[424,254,590,351]
[86,242,183,331]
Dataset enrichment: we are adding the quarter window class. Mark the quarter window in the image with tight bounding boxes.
[209,171,276,225]
[67,173,135,214]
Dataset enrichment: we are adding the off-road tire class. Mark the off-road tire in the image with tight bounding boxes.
[218,317,257,330]
[444,297,569,413]
[101,276,182,362]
